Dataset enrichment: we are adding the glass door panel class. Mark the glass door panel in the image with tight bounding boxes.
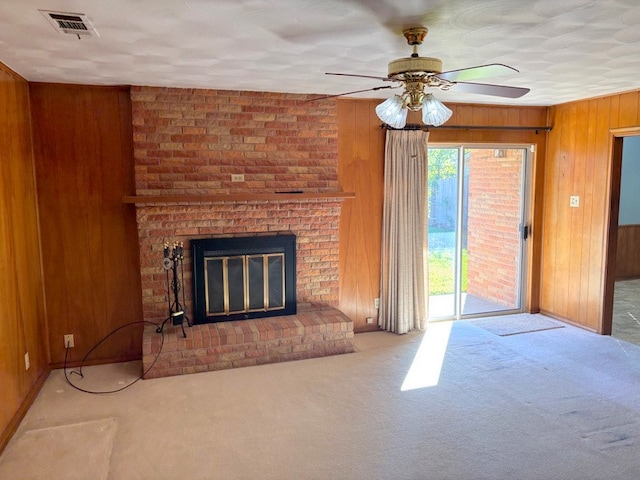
[427,148,459,318]
[428,146,528,320]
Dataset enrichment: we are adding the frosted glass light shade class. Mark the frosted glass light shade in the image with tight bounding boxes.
[375,95,408,128]
[421,94,452,126]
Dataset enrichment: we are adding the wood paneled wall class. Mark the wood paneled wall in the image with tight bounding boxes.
[29,84,143,366]
[0,65,48,452]
[337,100,385,331]
[337,99,548,331]
[616,225,640,279]
[542,90,640,332]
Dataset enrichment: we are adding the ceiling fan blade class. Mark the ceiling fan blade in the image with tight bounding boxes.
[451,81,530,99]
[437,64,519,82]
[326,72,392,82]
[304,85,397,102]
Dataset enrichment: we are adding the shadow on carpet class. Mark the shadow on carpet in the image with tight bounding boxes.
[469,313,565,336]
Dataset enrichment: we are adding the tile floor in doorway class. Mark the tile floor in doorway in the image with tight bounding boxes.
[612,278,640,346]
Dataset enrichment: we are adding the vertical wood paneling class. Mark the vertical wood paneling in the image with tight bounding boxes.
[609,95,621,130]
[577,99,598,323]
[541,106,557,312]
[588,97,612,330]
[30,83,143,365]
[554,106,570,315]
[572,101,588,323]
[541,89,640,332]
[338,100,548,331]
[616,225,640,278]
[618,92,638,127]
[338,99,385,331]
[567,102,584,321]
[0,64,48,453]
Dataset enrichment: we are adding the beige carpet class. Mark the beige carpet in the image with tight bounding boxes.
[0,418,116,480]
[2,315,640,479]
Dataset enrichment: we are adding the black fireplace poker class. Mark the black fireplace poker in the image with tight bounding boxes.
[156,240,192,338]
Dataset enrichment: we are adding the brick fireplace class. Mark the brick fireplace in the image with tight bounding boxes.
[129,86,355,378]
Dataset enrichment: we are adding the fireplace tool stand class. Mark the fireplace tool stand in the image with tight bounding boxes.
[157,240,192,338]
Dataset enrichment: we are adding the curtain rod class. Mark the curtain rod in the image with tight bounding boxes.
[380,123,552,133]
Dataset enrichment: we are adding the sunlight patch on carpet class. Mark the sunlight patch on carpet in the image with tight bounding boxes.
[0,418,117,480]
[401,321,452,391]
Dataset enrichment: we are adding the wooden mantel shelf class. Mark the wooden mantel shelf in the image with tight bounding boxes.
[122,191,355,205]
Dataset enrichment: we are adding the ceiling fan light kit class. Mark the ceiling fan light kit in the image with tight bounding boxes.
[375,95,408,129]
[374,90,451,128]
[421,94,453,127]
[326,26,529,128]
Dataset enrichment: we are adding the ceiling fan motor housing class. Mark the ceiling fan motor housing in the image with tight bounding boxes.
[388,56,443,79]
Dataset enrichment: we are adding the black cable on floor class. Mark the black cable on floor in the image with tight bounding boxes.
[63,320,164,395]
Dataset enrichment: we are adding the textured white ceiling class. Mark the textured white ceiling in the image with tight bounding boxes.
[1,0,639,106]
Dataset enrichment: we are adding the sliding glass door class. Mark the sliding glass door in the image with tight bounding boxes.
[427,145,530,320]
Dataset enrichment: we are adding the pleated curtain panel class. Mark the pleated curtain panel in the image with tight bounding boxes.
[378,129,429,334]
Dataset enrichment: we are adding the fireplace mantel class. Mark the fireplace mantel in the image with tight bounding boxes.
[122,192,355,205]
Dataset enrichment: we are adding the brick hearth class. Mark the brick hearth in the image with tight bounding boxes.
[142,304,354,378]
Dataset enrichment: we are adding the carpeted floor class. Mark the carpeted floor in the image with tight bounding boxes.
[0,419,117,480]
[2,315,640,479]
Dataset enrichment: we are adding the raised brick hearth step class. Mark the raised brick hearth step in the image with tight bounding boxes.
[142,304,355,379]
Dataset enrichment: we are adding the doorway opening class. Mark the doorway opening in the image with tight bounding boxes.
[608,134,640,344]
[427,145,531,320]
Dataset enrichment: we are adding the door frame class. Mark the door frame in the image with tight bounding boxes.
[427,143,534,320]
[602,127,640,334]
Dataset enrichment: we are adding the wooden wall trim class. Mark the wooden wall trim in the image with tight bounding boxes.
[603,127,640,333]
[601,134,623,335]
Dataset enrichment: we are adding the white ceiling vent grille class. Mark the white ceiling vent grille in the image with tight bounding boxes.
[40,10,99,37]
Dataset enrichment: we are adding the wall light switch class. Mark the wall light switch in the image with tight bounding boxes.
[374,297,380,309]
[569,195,580,208]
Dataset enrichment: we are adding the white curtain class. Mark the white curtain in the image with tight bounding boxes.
[378,129,429,334]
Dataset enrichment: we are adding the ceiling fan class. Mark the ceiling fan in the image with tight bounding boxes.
[319,27,530,128]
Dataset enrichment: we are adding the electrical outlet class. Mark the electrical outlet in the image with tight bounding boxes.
[64,334,75,348]
[366,317,374,324]
[231,174,244,182]
[569,195,580,208]
[24,352,30,370]
[374,297,380,309]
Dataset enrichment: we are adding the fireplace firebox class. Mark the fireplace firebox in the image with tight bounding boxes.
[191,235,296,324]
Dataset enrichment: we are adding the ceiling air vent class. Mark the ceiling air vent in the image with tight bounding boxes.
[39,10,99,37]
